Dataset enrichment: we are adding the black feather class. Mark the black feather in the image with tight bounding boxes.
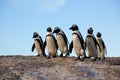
[69,41,73,53]
[39,36,44,44]
[53,35,58,49]
[58,31,68,46]
[31,43,35,52]
[43,39,47,51]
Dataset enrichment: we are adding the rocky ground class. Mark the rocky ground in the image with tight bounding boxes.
[0,56,120,80]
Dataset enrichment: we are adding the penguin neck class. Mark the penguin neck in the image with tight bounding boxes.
[87,33,95,37]
[72,30,79,33]
[34,37,39,40]
[72,30,80,35]
[46,32,53,36]
[96,37,102,40]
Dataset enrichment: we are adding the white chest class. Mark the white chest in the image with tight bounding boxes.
[86,37,97,51]
[34,41,42,54]
[97,39,104,49]
[56,35,67,52]
[72,34,82,51]
[46,36,57,54]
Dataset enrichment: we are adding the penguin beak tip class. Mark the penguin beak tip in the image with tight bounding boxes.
[69,27,72,30]
[33,36,35,38]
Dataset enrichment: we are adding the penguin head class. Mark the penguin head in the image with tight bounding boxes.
[96,32,101,37]
[87,27,93,34]
[53,27,61,33]
[69,24,78,31]
[33,32,39,38]
[47,27,52,32]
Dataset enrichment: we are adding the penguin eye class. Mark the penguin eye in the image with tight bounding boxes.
[97,32,101,37]
[57,29,60,32]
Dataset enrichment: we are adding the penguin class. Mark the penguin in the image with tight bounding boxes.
[96,32,107,60]
[69,24,86,61]
[53,27,69,57]
[31,32,46,57]
[85,27,101,61]
[44,27,58,59]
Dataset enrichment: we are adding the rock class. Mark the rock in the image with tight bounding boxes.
[0,56,120,80]
[22,72,47,80]
[1,70,21,80]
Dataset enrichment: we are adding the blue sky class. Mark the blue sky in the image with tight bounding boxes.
[0,0,120,57]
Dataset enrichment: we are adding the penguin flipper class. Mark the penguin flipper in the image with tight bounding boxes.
[96,41,102,52]
[102,40,107,56]
[102,40,106,49]
[62,31,69,45]
[39,36,44,44]
[92,36,102,52]
[79,32,84,43]
[43,38,47,57]
[69,41,73,53]
[31,43,35,52]
[42,42,47,57]
[78,33,85,50]
[53,35,58,49]
[43,39,47,50]
[85,37,87,48]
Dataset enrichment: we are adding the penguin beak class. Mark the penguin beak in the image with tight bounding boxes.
[53,30,55,34]
[33,35,35,38]
[69,27,72,30]
[53,29,56,33]
[33,34,36,38]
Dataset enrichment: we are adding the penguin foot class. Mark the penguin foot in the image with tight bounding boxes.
[46,56,51,59]
[53,55,57,58]
[37,54,40,56]
[98,57,105,60]
[83,54,87,59]
[65,53,69,58]
[95,57,98,61]
[103,57,105,60]
[91,57,97,61]
[98,57,101,60]
[80,58,84,61]
[59,53,63,57]
[87,57,91,59]
[100,57,105,61]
